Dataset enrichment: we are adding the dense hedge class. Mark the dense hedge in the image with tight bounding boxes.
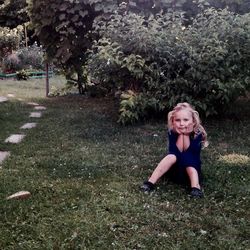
[87,7,250,124]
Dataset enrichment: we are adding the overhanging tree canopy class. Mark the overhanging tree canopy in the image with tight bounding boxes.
[0,0,28,28]
[29,0,116,93]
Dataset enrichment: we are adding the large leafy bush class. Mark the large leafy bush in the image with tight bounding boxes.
[2,43,45,73]
[87,8,250,124]
[2,53,22,73]
[17,43,44,70]
[0,27,21,59]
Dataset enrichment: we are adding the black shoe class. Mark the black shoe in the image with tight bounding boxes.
[140,181,155,193]
[190,187,204,198]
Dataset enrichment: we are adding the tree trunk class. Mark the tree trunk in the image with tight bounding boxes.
[77,69,85,95]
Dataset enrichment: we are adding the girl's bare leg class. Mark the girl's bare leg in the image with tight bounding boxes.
[186,167,200,189]
[148,154,177,184]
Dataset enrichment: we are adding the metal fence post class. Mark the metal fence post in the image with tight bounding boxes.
[45,63,49,97]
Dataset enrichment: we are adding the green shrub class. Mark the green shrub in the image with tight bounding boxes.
[87,37,148,92]
[2,43,45,73]
[118,90,160,125]
[88,8,250,124]
[17,43,44,70]
[0,27,21,59]
[2,53,22,73]
[16,69,29,80]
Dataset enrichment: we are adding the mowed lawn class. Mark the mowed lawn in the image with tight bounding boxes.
[0,77,249,249]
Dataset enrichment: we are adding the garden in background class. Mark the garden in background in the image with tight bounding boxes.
[0,0,250,249]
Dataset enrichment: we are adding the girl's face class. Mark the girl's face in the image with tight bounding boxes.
[173,109,194,133]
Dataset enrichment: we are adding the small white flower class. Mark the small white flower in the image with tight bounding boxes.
[200,229,207,235]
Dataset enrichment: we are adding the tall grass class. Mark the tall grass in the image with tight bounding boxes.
[0,78,249,249]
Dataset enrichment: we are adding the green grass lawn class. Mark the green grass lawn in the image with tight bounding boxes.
[0,77,249,249]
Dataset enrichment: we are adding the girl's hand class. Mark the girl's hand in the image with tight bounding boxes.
[183,123,194,135]
[174,127,183,134]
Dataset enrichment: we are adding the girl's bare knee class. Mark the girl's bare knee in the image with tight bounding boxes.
[186,166,197,174]
[165,154,177,164]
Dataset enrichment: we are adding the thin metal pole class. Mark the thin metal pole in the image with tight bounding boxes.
[24,23,28,48]
[45,63,49,97]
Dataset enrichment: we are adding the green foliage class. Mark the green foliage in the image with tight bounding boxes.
[17,43,44,70]
[88,8,250,124]
[28,0,122,93]
[118,90,142,125]
[118,90,159,125]
[2,53,22,73]
[2,44,45,72]
[207,0,250,14]
[87,37,148,91]
[0,26,21,59]
[0,0,28,28]
[16,69,29,80]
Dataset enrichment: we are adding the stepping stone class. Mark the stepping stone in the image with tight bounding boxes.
[5,134,25,144]
[20,122,37,129]
[6,191,31,200]
[0,151,10,164]
[7,93,15,98]
[34,106,46,110]
[0,96,8,103]
[27,102,39,106]
[29,112,42,118]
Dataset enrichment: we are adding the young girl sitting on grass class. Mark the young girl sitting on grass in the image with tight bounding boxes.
[141,102,208,198]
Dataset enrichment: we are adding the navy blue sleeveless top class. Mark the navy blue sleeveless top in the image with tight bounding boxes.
[168,130,202,170]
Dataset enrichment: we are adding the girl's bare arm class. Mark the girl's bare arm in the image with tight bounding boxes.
[183,134,190,151]
[176,134,184,152]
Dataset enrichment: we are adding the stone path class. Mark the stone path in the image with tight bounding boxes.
[34,106,46,110]
[0,151,10,165]
[0,96,8,103]
[0,94,47,165]
[27,102,39,106]
[20,123,37,129]
[29,112,42,118]
[1,94,47,200]
[5,134,26,144]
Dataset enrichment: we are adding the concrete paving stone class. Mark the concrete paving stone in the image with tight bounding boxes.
[20,122,37,129]
[27,102,39,106]
[0,96,8,103]
[0,151,10,164]
[34,106,46,110]
[29,112,42,118]
[5,134,25,144]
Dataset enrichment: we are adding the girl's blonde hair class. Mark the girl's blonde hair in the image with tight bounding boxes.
[167,102,208,147]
